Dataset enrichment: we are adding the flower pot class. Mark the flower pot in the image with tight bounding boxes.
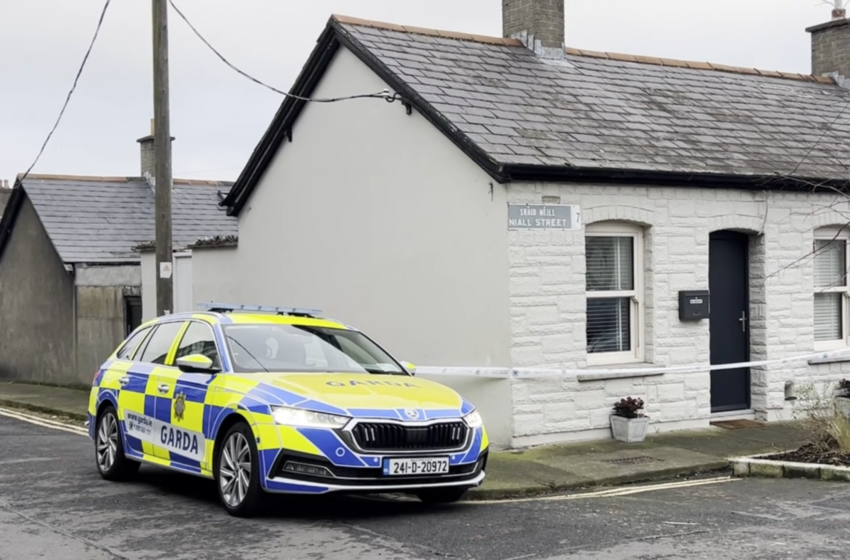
[836,396,850,420]
[610,415,649,443]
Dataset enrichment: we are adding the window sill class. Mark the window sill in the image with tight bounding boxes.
[809,354,850,365]
[578,362,665,382]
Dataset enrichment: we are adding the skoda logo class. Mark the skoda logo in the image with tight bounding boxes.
[404,409,420,420]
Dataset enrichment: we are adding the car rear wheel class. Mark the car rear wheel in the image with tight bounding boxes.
[215,422,264,518]
[95,405,139,481]
[415,486,468,504]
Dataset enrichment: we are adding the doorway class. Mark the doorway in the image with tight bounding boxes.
[708,230,751,413]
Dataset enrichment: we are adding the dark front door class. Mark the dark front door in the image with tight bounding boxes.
[708,231,750,412]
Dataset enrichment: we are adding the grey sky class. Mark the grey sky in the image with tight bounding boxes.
[0,0,841,184]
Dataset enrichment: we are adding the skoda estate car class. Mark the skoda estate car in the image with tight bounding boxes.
[88,303,489,517]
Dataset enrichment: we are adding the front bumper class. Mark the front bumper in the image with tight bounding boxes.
[264,448,489,495]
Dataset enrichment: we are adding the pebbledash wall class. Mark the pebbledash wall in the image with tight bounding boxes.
[505,182,850,447]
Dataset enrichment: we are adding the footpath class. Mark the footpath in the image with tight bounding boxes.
[0,381,807,500]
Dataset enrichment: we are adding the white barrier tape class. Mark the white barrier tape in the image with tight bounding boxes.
[414,347,850,380]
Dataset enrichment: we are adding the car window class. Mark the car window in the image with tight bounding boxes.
[222,323,405,374]
[137,322,186,365]
[116,326,152,360]
[174,321,221,367]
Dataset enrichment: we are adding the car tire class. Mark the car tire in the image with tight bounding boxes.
[95,405,139,481]
[215,421,264,518]
[414,486,468,504]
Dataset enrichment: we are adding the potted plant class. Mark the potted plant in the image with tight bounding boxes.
[835,379,850,419]
[610,396,649,443]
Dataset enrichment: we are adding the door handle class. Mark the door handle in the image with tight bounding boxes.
[157,383,170,394]
[739,311,748,333]
[118,376,130,386]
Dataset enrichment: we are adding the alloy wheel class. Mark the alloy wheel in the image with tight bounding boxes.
[96,412,118,472]
[219,431,252,508]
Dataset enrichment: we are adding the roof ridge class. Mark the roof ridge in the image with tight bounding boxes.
[17,173,233,186]
[565,47,835,84]
[331,14,834,84]
[331,14,522,46]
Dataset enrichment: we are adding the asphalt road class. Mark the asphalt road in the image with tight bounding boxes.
[3,414,850,560]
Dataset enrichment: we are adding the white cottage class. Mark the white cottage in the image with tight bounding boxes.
[152,2,850,449]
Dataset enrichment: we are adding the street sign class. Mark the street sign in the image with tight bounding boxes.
[507,204,581,230]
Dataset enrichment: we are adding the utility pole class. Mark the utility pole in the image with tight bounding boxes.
[152,0,173,316]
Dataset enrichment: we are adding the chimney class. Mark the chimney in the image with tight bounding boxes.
[136,119,156,178]
[806,2,850,81]
[502,0,565,59]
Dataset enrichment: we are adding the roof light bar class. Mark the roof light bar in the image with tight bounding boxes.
[198,302,323,318]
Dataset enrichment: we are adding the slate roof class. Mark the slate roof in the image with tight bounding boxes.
[11,175,237,264]
[221,14,850,216]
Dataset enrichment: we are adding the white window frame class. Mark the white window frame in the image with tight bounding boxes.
[813,227,850,351]
[585,222,645,366]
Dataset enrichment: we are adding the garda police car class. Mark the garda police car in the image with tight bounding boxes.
[88,303,488,517]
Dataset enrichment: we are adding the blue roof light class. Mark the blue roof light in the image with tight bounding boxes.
[198,302,323,318]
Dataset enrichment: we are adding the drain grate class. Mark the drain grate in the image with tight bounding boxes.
[604,455,660,465]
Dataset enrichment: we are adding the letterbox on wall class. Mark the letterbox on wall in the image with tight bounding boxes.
[679,290,710,321]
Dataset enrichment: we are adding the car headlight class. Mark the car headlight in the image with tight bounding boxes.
[463,410,483,428]
[271,406,350,429]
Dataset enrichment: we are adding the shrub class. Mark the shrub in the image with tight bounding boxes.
[794,382,850,454]
[837,378,850,398]
[612,397,645,419]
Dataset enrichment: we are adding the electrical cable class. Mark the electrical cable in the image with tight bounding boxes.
[168,0,399,104]
[19,0,112,184]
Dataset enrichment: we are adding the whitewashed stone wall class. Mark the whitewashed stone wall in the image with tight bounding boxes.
[507,183,850,447]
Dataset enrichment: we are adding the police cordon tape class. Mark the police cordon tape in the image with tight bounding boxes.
[412,347,850,379]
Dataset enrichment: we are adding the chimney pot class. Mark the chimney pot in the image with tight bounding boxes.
[806,11,850,82]
[502,0,565,59]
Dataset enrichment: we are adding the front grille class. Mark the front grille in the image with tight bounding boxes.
[351,421,468,451]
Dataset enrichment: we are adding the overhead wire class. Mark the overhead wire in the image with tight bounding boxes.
[19,0,113,184]
[167,0,399,104]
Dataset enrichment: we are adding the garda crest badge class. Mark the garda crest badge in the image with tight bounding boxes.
[174,392,187,423]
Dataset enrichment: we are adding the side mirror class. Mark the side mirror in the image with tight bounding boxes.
[175,354,220,374]
[402,361,416,375]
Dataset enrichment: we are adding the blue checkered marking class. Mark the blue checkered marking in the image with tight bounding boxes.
[170,453,202,473]
[125,435,144,457]
[461,400,474,415]
[153,396,173,423]
[296,428,367,467]
[265,479,329,493]
[459,428,483,464]
[204,405,230,439]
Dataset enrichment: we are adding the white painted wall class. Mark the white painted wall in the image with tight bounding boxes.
[140,251,195,321]
[190,46,514,447]
[141,252,156,322]
[173,253,193,314]
[507,184,850,447]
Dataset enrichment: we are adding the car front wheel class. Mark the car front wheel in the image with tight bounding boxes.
[95,405,139,481]
[415,486,469,504]
[215,422,264,517]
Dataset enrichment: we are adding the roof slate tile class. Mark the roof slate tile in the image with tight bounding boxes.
[20,177,237,264]
[337,19,850,179]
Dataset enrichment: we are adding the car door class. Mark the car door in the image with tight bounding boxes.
[154,319,222,473]
[111,324,155,461]
[129,320,187,461]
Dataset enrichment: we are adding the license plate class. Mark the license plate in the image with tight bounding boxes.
[383,457,450,476]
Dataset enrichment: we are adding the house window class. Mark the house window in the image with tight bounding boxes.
[585,223,644,365]
[814,229,850,350]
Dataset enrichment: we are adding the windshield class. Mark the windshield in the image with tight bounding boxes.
[222,324,407,375]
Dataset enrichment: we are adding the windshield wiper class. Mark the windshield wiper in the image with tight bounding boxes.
[226,336,270,373]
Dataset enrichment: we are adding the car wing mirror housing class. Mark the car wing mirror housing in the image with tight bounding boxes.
[402,361,416,375]
[175,354,221,374]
